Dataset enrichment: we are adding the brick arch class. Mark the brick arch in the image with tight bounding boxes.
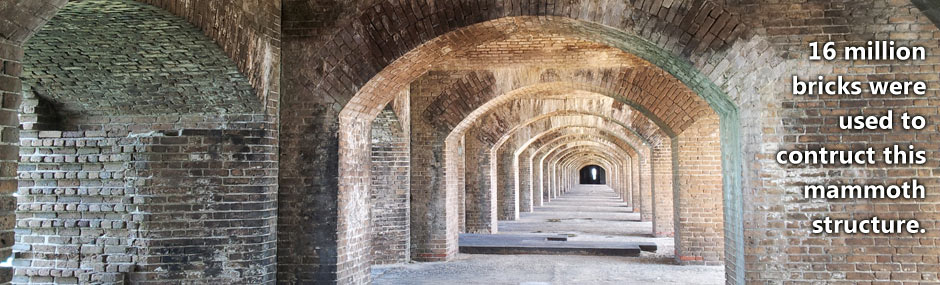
[538,140,634,175]
[526,130,651,216]
[561,150,632,199]
[569,159,621,192]
[546,144,633,176]
[436,71,708,141]
[561,150,629,179]
[491,126,642,220]
[459,93,667,150]
[546,145,633,201]
[531,130,660,227]
[426,81,668,226]
[0,1,68,45]
[571,160,621,180]
[308,5,755,119]
[494,112,655,160]
[20,0,261,123]
[508,117,652,160]
[1,0,276,102]
[428,83,673,250]
[300,1,780,281]
[552,146,629,180]
[137,0,280,103]
[519,126,643,159]
[492,109,655,151]
[527,133,640,185]
[516,125,645,161]
[560,149,628,191]
[559,148,628,183]
[459,122,641,229]
[429,82,698,226]
[493,113,654,210]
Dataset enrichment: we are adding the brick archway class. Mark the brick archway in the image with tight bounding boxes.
[324,12,768,283]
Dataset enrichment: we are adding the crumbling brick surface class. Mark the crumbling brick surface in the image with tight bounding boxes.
[9,1,278,284]
[16,128,277,284]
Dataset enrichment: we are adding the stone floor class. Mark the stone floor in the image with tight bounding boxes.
[501,184,673,257]
[372,185,725,284]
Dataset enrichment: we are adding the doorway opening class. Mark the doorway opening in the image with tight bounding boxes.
[579,165,606,184]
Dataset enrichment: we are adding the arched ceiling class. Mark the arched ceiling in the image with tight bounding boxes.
[21,0,260,117]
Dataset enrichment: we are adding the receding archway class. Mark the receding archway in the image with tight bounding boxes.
[579,165,606,184]
[329,13,758,284]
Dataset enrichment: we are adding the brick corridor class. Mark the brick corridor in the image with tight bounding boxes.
[3,1,939,283]
[499,184,674,258]
[371,184,721,284]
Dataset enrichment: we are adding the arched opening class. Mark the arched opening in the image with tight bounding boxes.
[0,1,930,284]
[323,14,753,284]
[579,165,606,184]
[368,100,411,265]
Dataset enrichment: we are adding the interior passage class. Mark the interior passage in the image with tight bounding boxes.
[372,184,723,284]
[579,165,606,184]
[5,1,935,284]
[500,185,659,247]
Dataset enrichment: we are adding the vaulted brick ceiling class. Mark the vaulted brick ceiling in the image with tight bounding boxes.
[438,34,647,70]
[21,0,260,117]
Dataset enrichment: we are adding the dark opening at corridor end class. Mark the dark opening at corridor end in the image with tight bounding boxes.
[579,165,606,184]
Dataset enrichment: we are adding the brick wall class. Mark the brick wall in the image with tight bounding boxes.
[455,137,466,233]
[734,1,940,283]
[631,157,641,213]
[127,129,277,284]
[0,0,922,284]
[15,128,277,284]
[15,131,135,284]
[12,1,278,284]
[530,153,546,206]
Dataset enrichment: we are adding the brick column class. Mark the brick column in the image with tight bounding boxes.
[623,158,633,205]
[676,115,724,265]
[410,111,457,262]
[495,146,517,220]
[537,155,549,204]
[632,156,641,212]
[455,136,466,233]
[529,152,543,207]
[651,141,675,237]
[0,41,21,284]
[369,106,411,265]
[515,151,534,213]
[639,155,653,221]
[463,131,496,233]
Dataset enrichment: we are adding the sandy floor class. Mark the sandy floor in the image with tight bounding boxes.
[372,185,725,284]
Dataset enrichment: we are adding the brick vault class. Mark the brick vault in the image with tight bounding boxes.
[0,0,935,284]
